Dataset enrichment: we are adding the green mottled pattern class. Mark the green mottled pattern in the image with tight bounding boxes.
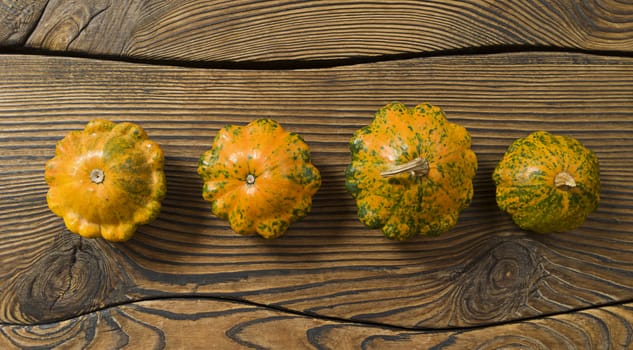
[103,123,165,212]
[493,131,600,233]
[345,102,478,240]
[198,119,321,239]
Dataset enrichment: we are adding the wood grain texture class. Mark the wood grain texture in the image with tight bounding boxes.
[0,53,632,330]
[2,298,633,349]
[0,0,48,45]
[3,0,632,61]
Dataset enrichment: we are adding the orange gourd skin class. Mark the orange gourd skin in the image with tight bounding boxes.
[197,119,321,239]
[345,102,478,240]
[45,119,166,242]
[493,131,600,233]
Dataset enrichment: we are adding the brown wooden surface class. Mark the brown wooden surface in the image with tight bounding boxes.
[2,0,633,62]
[2,298,633,349]
[1,1,633,349]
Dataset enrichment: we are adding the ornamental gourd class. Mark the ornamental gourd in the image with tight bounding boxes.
[493,131,600,233]
[197,119,321,239]
[45,119,166,242]
[345,102,478,240]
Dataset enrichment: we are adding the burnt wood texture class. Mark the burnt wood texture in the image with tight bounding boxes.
[1,0,633,349]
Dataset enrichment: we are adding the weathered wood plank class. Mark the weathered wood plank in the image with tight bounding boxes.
[2,0,632,61]
[0,53,632,329]
[1,298,633,349]
[0,0,48,45]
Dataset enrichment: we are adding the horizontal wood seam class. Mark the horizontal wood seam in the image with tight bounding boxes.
[2,44,633,70]
[3,293,633,332]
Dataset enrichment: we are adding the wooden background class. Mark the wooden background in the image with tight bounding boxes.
[1,0,633,348]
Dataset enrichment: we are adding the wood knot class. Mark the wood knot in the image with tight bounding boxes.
[30,1,112,50]
[4,231,131,324]
[453,240,544,325]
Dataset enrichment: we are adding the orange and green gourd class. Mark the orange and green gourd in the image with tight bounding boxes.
[493,131,600,233]
[197,119,321,239]
[345,102,478,240]
[45,119,166,242]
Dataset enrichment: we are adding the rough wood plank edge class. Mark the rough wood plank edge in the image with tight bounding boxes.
[1,298,633,349]
[1,52,632,330]
[1,0,632,61]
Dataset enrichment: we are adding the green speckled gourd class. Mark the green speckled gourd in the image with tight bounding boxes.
[45,119,166,242]
[493,131,600,233]
[345,102,478,240]
[197,119,321,239]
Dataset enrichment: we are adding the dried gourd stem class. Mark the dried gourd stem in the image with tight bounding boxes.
[381,157,429,178]
[554,171,576,191]
[90,169,105,184]
[245,174,256,185]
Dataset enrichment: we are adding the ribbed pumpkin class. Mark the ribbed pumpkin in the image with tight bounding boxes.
[493,131,600,233]
[45,119,166,242]
[197,119,321,239]
[345,102,478,240]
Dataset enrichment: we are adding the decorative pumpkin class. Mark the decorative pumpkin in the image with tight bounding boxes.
[45,119,166,242]
[197,119,321,239]
[345,102,478,240]
[493,131,600,233]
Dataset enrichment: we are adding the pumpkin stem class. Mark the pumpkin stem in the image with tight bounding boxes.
[381,157,429,178]
[90,169,105,184]
[245,174,256,185]
[554,171,576,191]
